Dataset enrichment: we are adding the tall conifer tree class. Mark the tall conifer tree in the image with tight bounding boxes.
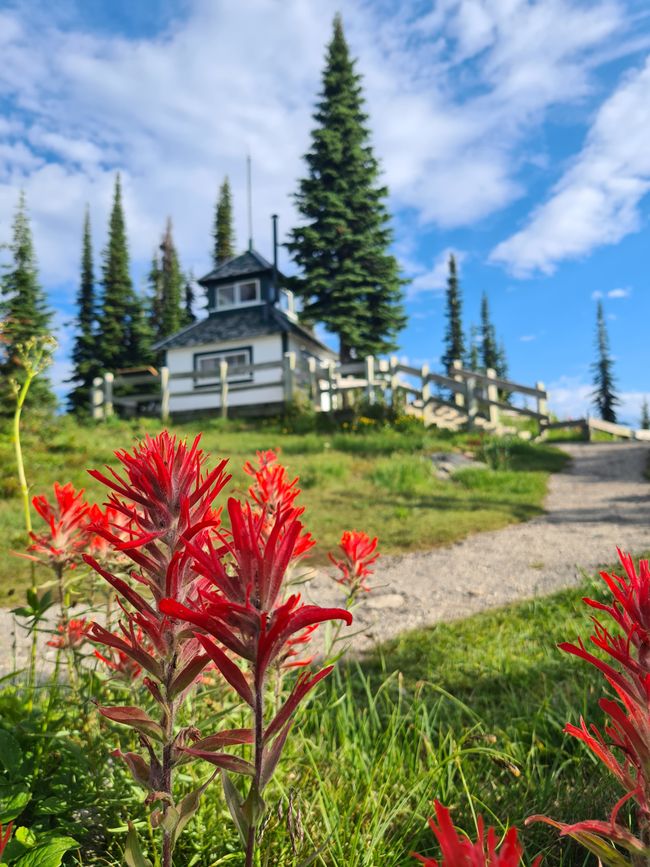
[480,293,498,372]
[157,218,184,340]
[183,271,197,326]
[0,191,54,409]
[68,208,98,412]
[213,177,235,266]
[641,398,650,430]
[286,14,406,361]
[97,175,139,371]
[591,301,618,422]
[441,254,464,374]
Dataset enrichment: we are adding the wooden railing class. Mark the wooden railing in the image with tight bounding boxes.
[91,353,549,431]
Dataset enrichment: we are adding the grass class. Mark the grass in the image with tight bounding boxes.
[10,568,621,865]
[0,415,569,603]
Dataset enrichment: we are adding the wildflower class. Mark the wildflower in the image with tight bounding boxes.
[94,626,150,680]
[27,482,90,569]
[329,530,379,595]
[47,617,92,649]
[85,432,230,867]
[530,549,650,860]
[160,496,352,865]
[413,801,540,867]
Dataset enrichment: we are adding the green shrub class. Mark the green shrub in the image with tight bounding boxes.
[370,455,433,495]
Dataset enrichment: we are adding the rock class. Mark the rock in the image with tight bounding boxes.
[429,451,488,479]
[366,593,405,610]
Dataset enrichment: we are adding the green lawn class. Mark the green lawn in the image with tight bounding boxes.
[0,414,568,602]
[3,568,620,865]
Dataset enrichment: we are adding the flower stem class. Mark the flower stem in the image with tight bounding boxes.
[245,675,265,867]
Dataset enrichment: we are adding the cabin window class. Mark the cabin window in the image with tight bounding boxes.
[212,279,261,310]
[194,347,253,387]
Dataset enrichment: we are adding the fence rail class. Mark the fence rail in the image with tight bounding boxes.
[91,352,549,433]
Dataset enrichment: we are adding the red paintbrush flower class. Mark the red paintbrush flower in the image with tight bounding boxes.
[159,494,352,864]
[329,530,379,594]
[84,432,231,864]
[532,549,650,860]
[47,617,92,649]
[26,482,91,569]
[413,801,541,866]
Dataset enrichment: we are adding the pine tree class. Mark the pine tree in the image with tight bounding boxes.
[157,218,184,340]
[148,251,164,340]
[591,301,618,422]
[286,14,406,362]
[480,293,498,372]
[640,398,650,430]
[441,254,465,374]
[183,271,197,326]
[68,208,99,412]
[467,324,480,371]
[213,177,235,266]
[97,175,140,371]
[0,191,54,409]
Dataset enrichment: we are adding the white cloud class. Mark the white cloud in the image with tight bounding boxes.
[519,334,536,342]
[0,0,636,290]
[492,56,650,275]
[548,374,650,426]
[407,248,466,298]
[608,286,631,298]
[591,290,603,300]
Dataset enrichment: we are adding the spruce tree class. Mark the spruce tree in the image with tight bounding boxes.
[183,271,197,326]
[467,324,480,371]
[97,175,139,371]
[68,208,98,412]
[0,191,54,409]
[641,398,650,430]
[480,293,498,372]
[591,301,618,422]
[148,251,164,340]
[441,254,465,374]
[213,177,235,266]
[154,218,184,341]
[286,14,406,361]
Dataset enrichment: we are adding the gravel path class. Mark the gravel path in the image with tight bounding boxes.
[306,441,650,650]
[3,442,649,672]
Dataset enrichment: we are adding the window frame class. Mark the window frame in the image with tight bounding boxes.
[193,346,253,388]
[210,278,261,311]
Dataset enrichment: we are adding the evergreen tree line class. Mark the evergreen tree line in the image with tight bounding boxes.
[441,253,508,381]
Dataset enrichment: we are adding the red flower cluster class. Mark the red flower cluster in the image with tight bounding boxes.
[27,482,91,570]
[329,529,379,594]
[413,802,540,867]
[47,617,92,649]
[529,549,650,860]
[87,432,354,867]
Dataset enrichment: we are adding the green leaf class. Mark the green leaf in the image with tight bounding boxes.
[14,827,36,848]
[0,732,22,776]
[35,796,69,816]
[13,836,78,867]
[0,787,31,824]
[123,822,153,867]
[171,775,214,848]
[221,772,248,845]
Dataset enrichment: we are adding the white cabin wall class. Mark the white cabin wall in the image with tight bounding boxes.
[166,334,284,413]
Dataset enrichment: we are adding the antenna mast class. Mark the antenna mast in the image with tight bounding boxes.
[246,154,253,251]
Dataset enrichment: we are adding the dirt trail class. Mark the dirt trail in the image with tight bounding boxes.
[306,442,650,649]
[2,442,649,671]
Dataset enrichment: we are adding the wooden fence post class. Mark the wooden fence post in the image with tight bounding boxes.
[536,382,547,419]
[308,357,318,406]
[389,356,399,409]
[160,366,170,423]
[219,360,229,419]
[103,372,114,420]
[283,351,296,405]
[421,363,430,406]
[364,356,375,404]
[91,377,103,420]
[452,360,464,408]
[465,376,477,431]
[325,361,336,411]
[486,368,499,429]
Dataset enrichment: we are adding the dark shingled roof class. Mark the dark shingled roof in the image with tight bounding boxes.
[153,306,335,355]
[198,249,285,284]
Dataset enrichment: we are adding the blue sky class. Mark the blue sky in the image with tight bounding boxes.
[1,0,650,421]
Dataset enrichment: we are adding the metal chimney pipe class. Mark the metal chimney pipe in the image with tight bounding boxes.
[271,213,279,303]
